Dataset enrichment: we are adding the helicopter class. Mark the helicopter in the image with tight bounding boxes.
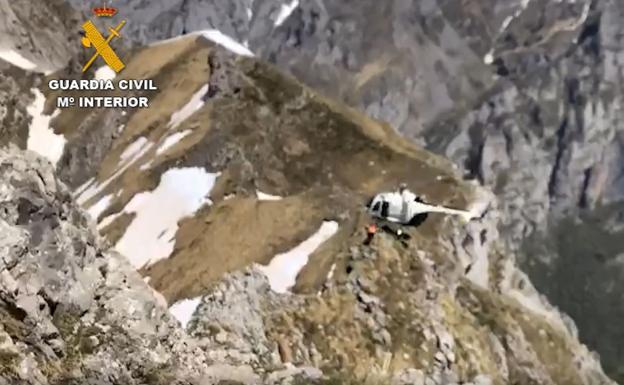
[366,184,475,226]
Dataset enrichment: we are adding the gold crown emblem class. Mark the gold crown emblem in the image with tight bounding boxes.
[93,1,117,17]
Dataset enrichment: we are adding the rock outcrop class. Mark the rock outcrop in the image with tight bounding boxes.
[65,0,290,48]
[0,63,36,149]
[0,147,207,383]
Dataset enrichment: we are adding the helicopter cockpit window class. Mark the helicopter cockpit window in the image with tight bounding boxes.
[372,202,381,213]
[381,201,389,217]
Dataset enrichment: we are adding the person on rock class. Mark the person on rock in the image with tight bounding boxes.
[364,223,377,245]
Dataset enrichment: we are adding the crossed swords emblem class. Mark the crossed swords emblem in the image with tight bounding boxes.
[81,19,127,73]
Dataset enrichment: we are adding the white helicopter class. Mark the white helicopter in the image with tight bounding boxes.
[366,184,475,226]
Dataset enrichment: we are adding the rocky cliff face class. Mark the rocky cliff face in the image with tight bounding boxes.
[0,0,82,159]
[0,0,80,73]
[0,63,36,149]
[65,0,290,48]
[0,147,205,384]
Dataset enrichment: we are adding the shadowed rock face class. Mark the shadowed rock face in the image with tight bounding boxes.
[0,0,80,73]
[523,202,624,381]
[65,0,289,48]
[0,64,37,149]
[0,0,84,155]
[257,0,498,131]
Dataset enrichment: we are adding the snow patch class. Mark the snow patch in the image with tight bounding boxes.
[26,88,65,165]
[500,15,514,32]
[149,34,190,47]
[327,263,337,281]
[571,4,592,43]
[257,221,339,293]
[88,194,113,222]
[120,137,149,161]
[256,190,283,201]
[484,50,494,65]
[169,297,202,329]
[201,30,254,57]
[275,0,299,27]
[169,85,208,129]
[94,66,116,81]
[498,0,533,34]
[578,3,591,27]
[157,130,192,155]
[77,138,153,206]
[0,49,38,71]
[149,30,254,57]
[115,168,219,268]
[74,178,96,197]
